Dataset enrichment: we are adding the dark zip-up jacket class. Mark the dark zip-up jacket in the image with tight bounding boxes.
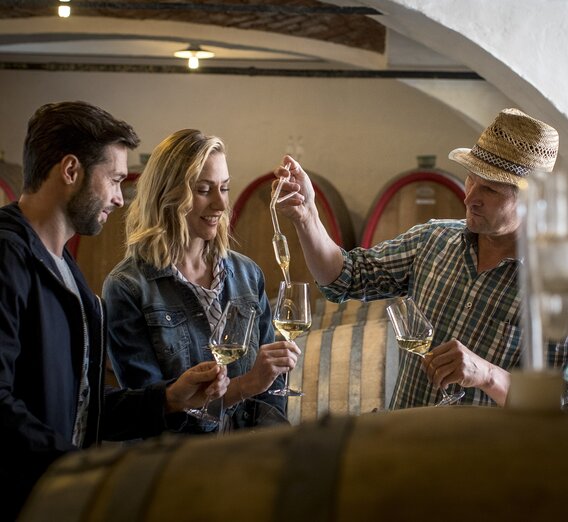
[0,202,169,519]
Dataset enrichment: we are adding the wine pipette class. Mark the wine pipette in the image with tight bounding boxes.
[270,165,295,287]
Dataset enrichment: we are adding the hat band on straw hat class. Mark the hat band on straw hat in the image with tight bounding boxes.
[471,144,531,178]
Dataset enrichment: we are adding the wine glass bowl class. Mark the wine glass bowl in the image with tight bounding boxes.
[269,281,311,397]
[209,303,255,364]
[185,301,256,424]
[386,296,464,407]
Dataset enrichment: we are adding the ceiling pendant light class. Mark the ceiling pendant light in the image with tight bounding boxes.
[174,45,215,70]
[58,0,71,18]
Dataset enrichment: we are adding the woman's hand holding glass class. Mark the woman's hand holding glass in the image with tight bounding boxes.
[234,341,301,400]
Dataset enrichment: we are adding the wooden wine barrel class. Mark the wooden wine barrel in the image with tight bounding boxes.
[288,318,399,425]
[20,407,568,522]
[360,169,465,247]
[231,172,355,306]
[311,297,391,330]
[0,159,23,206]
[67,174,139,295]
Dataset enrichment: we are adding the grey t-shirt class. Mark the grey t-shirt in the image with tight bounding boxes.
[49,252,90,447]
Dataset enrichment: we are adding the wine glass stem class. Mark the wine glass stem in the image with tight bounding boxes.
[199,397,211,415]
[283,370,290,391]
[199,361,225,415]
[417,353,453,400]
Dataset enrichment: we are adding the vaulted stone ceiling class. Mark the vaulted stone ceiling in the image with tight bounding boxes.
[0,0,386,53]
[0,1,477,77]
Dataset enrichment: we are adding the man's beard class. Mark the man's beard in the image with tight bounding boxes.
[67,176,105,236]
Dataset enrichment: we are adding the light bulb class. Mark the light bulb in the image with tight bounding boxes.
[58,5,71,17]
[188,55,199,69]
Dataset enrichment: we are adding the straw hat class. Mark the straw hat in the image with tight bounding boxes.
[448,108,559,187]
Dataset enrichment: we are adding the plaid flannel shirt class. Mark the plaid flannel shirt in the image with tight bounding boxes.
[320,219,568,408]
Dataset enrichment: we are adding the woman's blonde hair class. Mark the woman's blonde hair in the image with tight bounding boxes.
[125,129,230,268]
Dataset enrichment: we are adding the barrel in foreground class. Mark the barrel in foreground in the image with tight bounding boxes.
[20,407,568,521]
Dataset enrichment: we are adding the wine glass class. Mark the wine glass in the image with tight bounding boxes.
[269,281,311,397]
[386,296,465,406]
[185,301,256,424]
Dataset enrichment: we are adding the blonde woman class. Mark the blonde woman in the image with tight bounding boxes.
[103,129,299,433]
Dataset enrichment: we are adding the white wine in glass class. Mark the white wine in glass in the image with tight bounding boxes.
[272,319,310,341]
[387,296,465,406]
[209,343,248,365]
[269,281,311,397]
[396,337,433,356]
[185,301,256,424]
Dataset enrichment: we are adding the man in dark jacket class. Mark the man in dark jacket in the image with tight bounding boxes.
[0,101,229,520]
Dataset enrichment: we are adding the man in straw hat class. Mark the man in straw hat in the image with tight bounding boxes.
[273,108,568,409]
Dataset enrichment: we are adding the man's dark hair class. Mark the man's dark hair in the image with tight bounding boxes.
[22,101,140,193]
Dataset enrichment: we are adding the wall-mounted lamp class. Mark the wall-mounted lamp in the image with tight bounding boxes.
[58,0,71,18]
[174,45,215,70]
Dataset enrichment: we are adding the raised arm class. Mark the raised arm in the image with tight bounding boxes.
[274,155,345,286]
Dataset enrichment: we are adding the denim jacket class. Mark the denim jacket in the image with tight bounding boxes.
[102,251,287,432]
